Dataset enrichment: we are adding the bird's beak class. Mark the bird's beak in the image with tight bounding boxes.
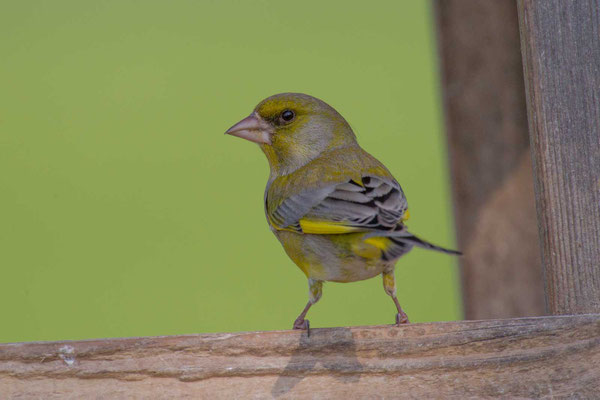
[225,113,273,145]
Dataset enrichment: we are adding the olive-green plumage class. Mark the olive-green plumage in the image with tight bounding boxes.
[226,93,459,330]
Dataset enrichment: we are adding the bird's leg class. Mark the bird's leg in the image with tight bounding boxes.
[392,297,410,325]
[293,279,322,335]
[293,302,312,331]
[382,269,410,325]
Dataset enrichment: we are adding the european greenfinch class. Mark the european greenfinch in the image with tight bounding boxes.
[226,93,459,332]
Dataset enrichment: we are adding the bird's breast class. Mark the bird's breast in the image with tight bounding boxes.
[274,231,389,283]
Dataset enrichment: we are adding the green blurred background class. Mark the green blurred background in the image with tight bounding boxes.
[0,0,461,343]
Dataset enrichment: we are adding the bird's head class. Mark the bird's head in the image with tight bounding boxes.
[225,93,357,175]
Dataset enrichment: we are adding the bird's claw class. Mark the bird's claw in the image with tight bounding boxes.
[395,312,410,326]
[293,318,310,336]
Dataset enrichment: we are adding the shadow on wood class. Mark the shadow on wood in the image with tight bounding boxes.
[2,315,599,399]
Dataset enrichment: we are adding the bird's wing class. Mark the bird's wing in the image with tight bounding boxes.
[267,174,408,234]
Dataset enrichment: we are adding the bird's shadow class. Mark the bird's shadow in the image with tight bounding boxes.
[271,326,363,398]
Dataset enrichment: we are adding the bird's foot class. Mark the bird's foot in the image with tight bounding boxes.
[293,318,310,336]
[395,312,410,326]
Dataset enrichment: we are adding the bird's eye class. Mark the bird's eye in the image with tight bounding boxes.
[281,110,295,122]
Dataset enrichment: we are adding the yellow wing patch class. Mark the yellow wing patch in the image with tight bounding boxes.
[352,236,392,259]
[363,236,392,250]
[402,209,410,221]
[299,218,362,234]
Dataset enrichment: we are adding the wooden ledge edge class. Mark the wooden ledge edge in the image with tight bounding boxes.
[1,313,599,349]
[2,314,599,398]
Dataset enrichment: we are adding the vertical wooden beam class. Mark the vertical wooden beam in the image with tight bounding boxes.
[517,0,600,314]
[436,1,544,319]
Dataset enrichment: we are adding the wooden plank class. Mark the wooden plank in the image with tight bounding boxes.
[517,0,600,314]
[1,315,599,399]
[435,0,544,319]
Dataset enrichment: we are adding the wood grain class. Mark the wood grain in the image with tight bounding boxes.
[517,0,600,314]
[436,0,544,319]
[2,315,599,399]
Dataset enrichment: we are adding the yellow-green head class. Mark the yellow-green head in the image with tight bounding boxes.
[226,93,357,175]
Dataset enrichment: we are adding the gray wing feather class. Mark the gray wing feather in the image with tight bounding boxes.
[272,175,408,232]
[270,187,334,229]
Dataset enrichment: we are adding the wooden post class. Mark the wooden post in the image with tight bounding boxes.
[1,316,599,398]
[517,0,600,314]
[436,0,544,319]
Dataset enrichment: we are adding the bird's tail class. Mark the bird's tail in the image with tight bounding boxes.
[367,229,462,258]
[390,232,462,256]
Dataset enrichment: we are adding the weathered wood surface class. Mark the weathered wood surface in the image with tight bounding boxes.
[436,0,544,319]
[2,315,599,399]
[517,0,600,315]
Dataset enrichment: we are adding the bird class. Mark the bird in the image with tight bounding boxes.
[225,93,460,333]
